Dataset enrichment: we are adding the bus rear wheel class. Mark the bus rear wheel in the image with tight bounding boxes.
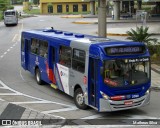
[35,68,42,85]
[74,88,88,110]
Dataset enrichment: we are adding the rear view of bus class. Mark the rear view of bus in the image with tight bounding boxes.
[4,10,18,26]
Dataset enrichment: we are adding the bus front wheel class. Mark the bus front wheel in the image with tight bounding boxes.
[35,68,42,85]
[74,88,88,110]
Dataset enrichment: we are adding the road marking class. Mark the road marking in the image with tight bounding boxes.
[0,93,22,96]
[81,114,102,119]
[0,55,3,58]
[0,80,66,121]
[0,87,6,89]
[18,35,21,41]
[12,34,18,42]
[7,49,10,52]
[4,52,7,55]
[0,98,5,101]
[0,80,75,108]
[20,69,25,81]
[11,101,57,104]
[0,80,23,95]
[71,114,103,125]
[10,47,13,49]
[42,107,78,114]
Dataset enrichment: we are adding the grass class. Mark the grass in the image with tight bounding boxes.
[24,9,40,15]
[0,11,3,21]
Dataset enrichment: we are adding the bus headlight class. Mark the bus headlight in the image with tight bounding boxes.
[146,88,151,95]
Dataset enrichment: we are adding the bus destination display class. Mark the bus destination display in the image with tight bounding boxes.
[105,46,145,55]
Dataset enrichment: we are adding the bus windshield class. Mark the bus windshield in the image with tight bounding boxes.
[104,58,150,87]
[5,11,15,16]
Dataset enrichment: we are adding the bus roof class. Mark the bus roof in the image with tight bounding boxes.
[22,29,145,49]
[5,10,16,12]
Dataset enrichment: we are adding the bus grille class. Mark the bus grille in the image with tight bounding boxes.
[110,98,145,109]
[113,87,142,95]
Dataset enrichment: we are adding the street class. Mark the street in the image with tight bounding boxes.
[0,14,160,126]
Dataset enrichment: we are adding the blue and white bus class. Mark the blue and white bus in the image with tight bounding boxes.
[21,28,151,112]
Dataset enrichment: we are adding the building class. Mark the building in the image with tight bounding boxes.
[40,0,90,14]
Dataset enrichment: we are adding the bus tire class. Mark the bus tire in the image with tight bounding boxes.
[74,88,88,110]
[35,68,43,85]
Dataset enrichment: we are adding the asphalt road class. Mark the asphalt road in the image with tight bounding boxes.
[0,15,160,126]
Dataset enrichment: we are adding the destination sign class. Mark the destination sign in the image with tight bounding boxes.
[128,57,149,63]
[105,46,145,55]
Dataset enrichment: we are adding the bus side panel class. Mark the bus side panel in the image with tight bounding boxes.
[29,54,40,76]
[38,57,50,83]
[28,54,50,83]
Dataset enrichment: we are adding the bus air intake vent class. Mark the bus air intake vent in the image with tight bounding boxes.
[75,34,84,38]
[64,32,73,36]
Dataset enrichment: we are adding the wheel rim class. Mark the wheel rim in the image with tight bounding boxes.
[76,93,84,105]
[36,70,40,82]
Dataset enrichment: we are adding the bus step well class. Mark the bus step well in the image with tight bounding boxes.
[51,84,58,89]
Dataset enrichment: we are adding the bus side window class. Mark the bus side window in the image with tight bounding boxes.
[59,46,71,68]
[31,38,39,55]
[39,40,48,58]
[72,49,85,73]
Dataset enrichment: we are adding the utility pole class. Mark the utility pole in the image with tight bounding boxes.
[98,0,107,37]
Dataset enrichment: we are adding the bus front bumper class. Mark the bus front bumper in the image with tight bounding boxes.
[99,91,150,112]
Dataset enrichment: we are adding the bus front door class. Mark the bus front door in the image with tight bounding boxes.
[88,58,98,108]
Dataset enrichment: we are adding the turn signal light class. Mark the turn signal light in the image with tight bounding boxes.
[110,95,126,101]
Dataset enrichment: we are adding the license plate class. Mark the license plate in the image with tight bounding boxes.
[124,101,133,105]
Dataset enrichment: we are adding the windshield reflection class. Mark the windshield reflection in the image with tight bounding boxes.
[104,58,150,87]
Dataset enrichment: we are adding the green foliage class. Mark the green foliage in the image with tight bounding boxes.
[0,0,10,11]
[0,0,14,11]
[0,11,3,21]
[7,5,14,9]
[47,3,53,8]
[33,0,39,5]
[24,9,40,15]
[126,26,157,45]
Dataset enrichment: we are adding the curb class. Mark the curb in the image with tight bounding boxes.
[73,21,96,24]
[107,33,128,36]
[151,67,160,74]
[72,21,96,24]
[61,15,83,18]
[95,32,128,36]
[151,86,160,91]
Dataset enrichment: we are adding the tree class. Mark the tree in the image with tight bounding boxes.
[0,0,10,11]
[33,0,39,5]
[126,26,157,45]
